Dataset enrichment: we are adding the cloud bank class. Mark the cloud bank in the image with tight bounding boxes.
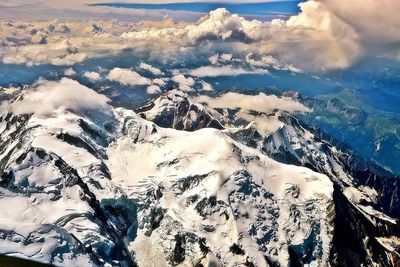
[0,1,399,72]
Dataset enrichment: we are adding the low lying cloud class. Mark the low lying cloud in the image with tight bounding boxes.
[83,71,101,81]
[139,62,163,75]
[152,78,167,86]
[64,68,77,76]
[107,68,152,86]
[3,78,111,118]
[196,92,310,114]
[209,53,234,65]
[245,53,302,73]
[196,91,310,135]
[146,84,161,94]
[200,81,213,91]
[187,65,268,77]
[172,74,195,92]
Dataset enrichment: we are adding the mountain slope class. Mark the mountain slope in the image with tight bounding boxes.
[141,90,400,266]
[0,80,335,267]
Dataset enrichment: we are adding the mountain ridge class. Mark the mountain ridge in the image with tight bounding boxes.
[0,81,399,266]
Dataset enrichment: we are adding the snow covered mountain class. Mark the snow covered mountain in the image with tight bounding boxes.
[0,80,399,266]
[138,89,400,266]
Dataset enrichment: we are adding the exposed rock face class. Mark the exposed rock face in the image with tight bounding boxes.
[259,114,400,266]
[136,90,224,131]
[142,91,400,267]
[0,86,398,267]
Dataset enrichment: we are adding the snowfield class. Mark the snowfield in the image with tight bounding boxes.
[0,79,334,266]
[0,79,398,266]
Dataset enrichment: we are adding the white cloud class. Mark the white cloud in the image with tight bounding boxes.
[171,74,195,91]
[139,62,163,75]
[208,53,234,65]
[83,71,101,81]
[152,78,167,86]
[209,54,219,65]
[323,0,400,46]
[1,2,400,72]
[172,74,195,86]
[188,65,268,77]
[122,8,264,44]
[120,3,400,71]
[0,86,20,95]
[122,6,360,71]
[196,92,310,114]
[1,37,89,66]
[236,111,285,135]
[6,78,111,118]
[268,0,361,70]
[245,53,302,73]
[107,68,151,86]
[196,91,310,135]
[184,8,263,43]
[220,53,233,62]
[64,68,76,76]
[146,84,162,94]
[200,81,213,91]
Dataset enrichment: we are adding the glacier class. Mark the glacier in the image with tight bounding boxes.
[0,79,399,266]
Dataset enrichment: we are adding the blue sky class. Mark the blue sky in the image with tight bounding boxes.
[90,1,302,16]
[0,0,302,20]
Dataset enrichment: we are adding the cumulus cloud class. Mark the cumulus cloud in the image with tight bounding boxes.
[0,86,20,96]
[184,8,263,43]
[0,20,138,66]
[323,0,400,47]
[209,53,234,65]
[83,71,101,81]
[152,78,167,86]
[64,68,76,76]
[146,84,162,94]
[139,62,163,75]
[245,53,302,73]
[268,0,361,70]
[4,78,111,118]
[121,2,400,70]
[196,91,310,135]
[196,92,310,114]
[172,74,195,92]
[1,2,400,72]
[187,65,268,77]
[122,8,264,44]
[1,37,89,66]
[209,54,219,65]
[200,81,213,91]
[120,6,362,71]
[172,74,195,86]
[107,67,152,86]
